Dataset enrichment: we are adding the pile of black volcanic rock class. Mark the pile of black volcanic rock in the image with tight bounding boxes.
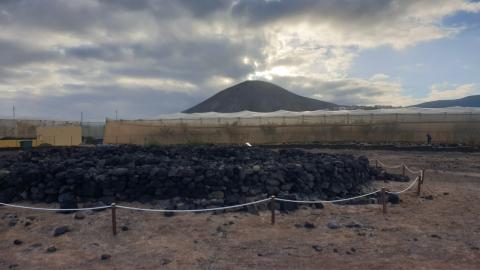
[0,145,406,210]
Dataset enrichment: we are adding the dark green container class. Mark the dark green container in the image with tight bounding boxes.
[20,140,33,149]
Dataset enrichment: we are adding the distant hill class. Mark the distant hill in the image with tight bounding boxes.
[183,80,337,113]
[413,95,480,108]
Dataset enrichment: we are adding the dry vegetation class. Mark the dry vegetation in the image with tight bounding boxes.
[1,149,479,270]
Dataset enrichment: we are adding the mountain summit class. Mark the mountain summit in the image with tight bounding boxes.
[183,80,337,113]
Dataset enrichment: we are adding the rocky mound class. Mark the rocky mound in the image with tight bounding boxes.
[0,146,404,210]
[183,80,337,113]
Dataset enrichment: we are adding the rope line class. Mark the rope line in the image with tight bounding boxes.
[376,160,422,175]
[274,189,380,204]
[404,165,422,174]
[0,202,111,211]
[387,176,419,194]
[115,198,271,213]
[376,160,404,169]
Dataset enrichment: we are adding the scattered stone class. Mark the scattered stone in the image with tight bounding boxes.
[160,258,172,265]
[46,246,57,253]
[24,221,32,227]
[430,234,441,239]
[8,264,18,269]
[327,222,340,229]
[25,243,42,252]
[423,195,434,200]
[303,222,316,229]
[345,222,362,229]
[413,238,418,241]
[164,212,175,217]
[215,226,227,238]
[312,245,322,252]
[8,219,17,227]
[100,254,111,260]
[74,213,85,220]
[443,192,449,196]
[13,239,23,245]
[121,225,129,231]
[333,248,338,253]
[387,193,400,204]
[53,226,70,237]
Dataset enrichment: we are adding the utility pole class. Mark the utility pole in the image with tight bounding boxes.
[13,105,17,139]
[115,110,118,120]
[81,112,83,125]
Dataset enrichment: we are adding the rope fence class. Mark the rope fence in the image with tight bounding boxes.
[0,202,111,212]
[115,198,271,213]
[0,159,426,234]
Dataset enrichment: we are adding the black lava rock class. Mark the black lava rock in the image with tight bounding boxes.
[388,193,400,204]
[58,192,78,213]
[46,246,57,253]
[53,226,70,237]
[13,239,23,245]
[0,145,406,211]
[304,222,316,229]
[327,221,340,229]
[101,254,111,260]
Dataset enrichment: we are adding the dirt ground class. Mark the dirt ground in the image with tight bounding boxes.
[1,149,479,270]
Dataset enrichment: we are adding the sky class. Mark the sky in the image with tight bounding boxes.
[0,0,479,121]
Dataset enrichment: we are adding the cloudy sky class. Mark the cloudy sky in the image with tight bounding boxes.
[1,0,479,121]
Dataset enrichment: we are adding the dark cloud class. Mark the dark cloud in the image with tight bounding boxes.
[0,0,477,119]
[0,39,58,66]
[1,84,200,121]
[232,0,402,27]
[177,0,232,18]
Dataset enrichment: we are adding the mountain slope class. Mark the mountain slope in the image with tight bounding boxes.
[183,80,337,113]
[413,95,480,108]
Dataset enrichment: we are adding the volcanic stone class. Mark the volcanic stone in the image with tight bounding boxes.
[327,222,340,229]
[53,226,70,237]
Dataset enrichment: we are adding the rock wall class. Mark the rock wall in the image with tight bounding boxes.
[0,146,402,210]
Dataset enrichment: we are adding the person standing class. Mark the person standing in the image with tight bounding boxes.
[426,133,432,145]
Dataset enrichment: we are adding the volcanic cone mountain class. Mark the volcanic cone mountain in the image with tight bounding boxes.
[183,80,337,113]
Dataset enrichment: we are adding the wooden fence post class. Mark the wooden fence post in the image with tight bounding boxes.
[269,196,276,225]
[111,203,117,236]
[417,170,425,196]
[381,188,387,215]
